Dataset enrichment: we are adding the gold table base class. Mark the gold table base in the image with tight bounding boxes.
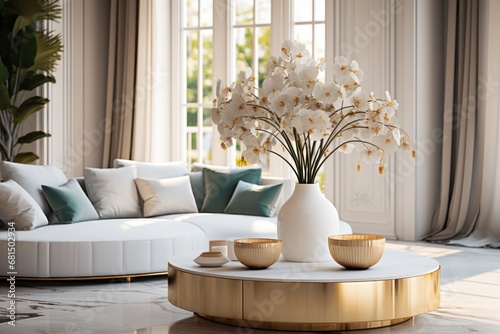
[197,314,413,331]
[168,260,440,332]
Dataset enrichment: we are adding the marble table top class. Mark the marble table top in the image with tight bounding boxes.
[169,249,440,283]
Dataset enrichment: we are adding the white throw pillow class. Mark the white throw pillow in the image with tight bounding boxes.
[135,176,198,217]
[0,161,67,220]
[0,180,48,230]
[114,159,188,179]
[84,166,141,218]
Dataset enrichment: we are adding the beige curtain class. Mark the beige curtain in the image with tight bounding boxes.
[103,0,155,167]
[103,0,138,167]
[426,0,499,247]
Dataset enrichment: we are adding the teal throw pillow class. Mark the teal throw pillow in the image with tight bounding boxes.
[188,171,205,211]
[201,168,262,213]
[224,180,283,217]
[42,179,99,224]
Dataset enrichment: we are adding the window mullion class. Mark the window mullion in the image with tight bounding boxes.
[197,22,204,164]
[211,0,231,166]
[195,0,206,164]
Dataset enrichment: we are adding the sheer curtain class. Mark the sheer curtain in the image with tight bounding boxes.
[426,0,500,247]
[103,0,171,167]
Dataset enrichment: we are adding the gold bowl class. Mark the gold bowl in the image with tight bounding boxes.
[234,238,282,269]
[328,234,386,270]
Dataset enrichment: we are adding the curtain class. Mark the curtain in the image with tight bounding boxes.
[102,0,171,167]
[426,0,500,247]
[102,0,139,167]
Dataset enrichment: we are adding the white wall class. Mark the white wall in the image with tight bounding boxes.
[479,0,500,239]
[328,0,445,241]
[414,0,447,239]
[37,0,111,177]
[329,0,398,239]
[393,0,446,240]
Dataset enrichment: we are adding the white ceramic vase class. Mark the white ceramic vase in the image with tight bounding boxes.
[278,183,339,262]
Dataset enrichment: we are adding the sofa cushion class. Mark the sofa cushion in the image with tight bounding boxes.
[201,168,262,213]
[0,180,48,230]
[84,166,141,218]
[224,180,283,217]
[42,179,99,224]
[135,176,198,217]
[114,159,188,179]
[0,161,67,222]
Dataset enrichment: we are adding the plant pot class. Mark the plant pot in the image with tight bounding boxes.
[278,183,339,262]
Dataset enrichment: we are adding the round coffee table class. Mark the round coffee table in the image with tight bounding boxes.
[168,250,440,331]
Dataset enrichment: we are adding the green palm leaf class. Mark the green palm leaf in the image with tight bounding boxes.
[20,72,55,90]
[17,130,51,144]
[14,95,48,123]
[29,30,62,73]
[5,0,61,35]
[13,151,38,163]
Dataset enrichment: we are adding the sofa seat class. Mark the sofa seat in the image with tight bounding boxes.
[169,213,353,242]
[0,215,353,278]
[0,219,206,278]
[166,213,278,241]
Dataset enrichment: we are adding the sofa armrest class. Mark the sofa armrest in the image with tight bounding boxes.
[260,176,294,216]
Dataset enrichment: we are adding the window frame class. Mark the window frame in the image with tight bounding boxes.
[172,0,334,184]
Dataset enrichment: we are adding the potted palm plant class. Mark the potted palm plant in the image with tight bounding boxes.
[0,0,62,163]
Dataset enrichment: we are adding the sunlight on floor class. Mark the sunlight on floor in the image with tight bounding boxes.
[386,241,464,258]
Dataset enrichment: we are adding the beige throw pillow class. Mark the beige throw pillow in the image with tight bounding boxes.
[0,180,48,230]
[135,176,198,217]
[84,166,141,218]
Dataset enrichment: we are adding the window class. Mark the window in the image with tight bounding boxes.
[182,0,214,167]
[293,0,326,82]
[233,0,271,88]
[176,0,330,176]
[231,0,272,167]
[293,0,328,188]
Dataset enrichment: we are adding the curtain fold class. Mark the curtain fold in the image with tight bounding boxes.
[426,0,499,247]
[132,0,154,162]
[103,0,139,167]
[103,0,166,166]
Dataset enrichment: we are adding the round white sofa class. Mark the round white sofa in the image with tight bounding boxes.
[0,160,352,279]
[0,213,352,279]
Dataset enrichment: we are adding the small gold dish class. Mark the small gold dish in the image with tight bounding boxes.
[328,234,385,270]
[193,251,230,267]
[234,238,282,269]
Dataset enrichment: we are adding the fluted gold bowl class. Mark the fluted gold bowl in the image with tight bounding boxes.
[234,238,282,269]
[328,234,386,270]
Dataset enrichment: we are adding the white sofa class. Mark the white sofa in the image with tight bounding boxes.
[0,162,352,279]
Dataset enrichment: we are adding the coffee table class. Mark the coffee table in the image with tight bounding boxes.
[168,250,440,331]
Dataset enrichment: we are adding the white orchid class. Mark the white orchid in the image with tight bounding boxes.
[212,39,415,183]
[313,82,343,106]
[261,73,285,103]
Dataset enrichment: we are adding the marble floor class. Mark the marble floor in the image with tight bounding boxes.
[1,241,499,334]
